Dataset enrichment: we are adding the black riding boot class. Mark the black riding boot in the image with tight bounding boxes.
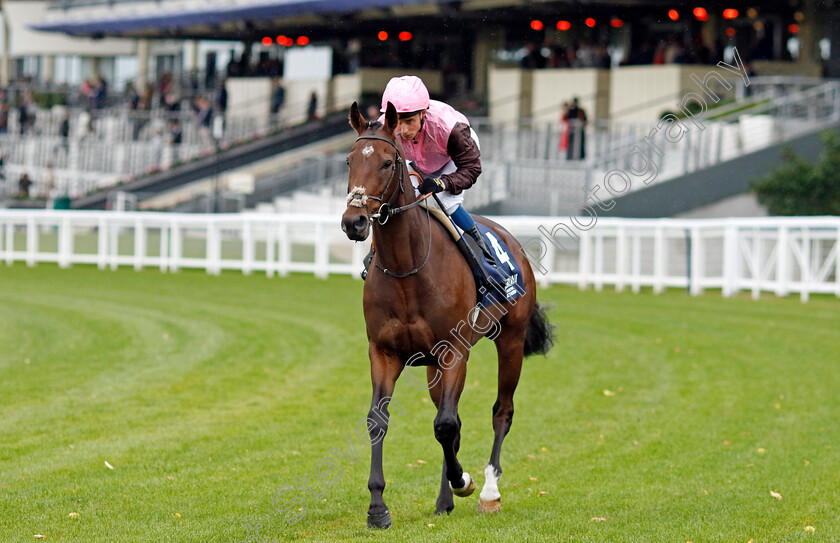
[361,246,374,280]
[455,237,495,291]
[464,225,496,265]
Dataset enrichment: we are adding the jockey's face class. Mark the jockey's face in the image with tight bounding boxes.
[397,110,425,141]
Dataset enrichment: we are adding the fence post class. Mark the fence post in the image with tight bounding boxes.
[314,221,328,279]
[836,226,840,298]
[631,229,641,294]
[722,223,739,297]
[97,217,107,270]
[653,224,665,294]
[351,241,365,280]
[278,221,290,277]
[243,219,253,276]
[834,225,840,298]
[159,223,169,273]
[134,217,146,271]
[775,225,789,297]
[109,217,120,270]
[207,221,220,275]
[3,219,11,265]
[59,216,71,269]
[170,220,181,272]
[26,215,37,267]
[593,231,604,292]
[751,228,762,300]
[265,222,276,278]
[616,225,627,293]
[690,226,703,296]
[800,228,811,303]
[578,230,590,291]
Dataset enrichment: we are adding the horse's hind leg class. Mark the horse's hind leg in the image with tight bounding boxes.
[479,330,525,514]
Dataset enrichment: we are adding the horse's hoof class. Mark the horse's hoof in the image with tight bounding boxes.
[366,510,391,529]
[451,473,475,497]
[434,501,454,515]
[478,498,502,514]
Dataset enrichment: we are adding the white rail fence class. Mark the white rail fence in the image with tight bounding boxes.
[1,211,838,302]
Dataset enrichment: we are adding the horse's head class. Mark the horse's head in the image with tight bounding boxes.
[341,101,403,241]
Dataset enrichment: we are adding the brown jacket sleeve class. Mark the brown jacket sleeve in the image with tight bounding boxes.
[441,122,481,195]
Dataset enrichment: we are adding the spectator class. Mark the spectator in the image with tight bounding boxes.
[164,93,181,121]
[150,129,164,165]
[194,96,214,149]
[78,109,93,140]
[169,120,183,162]
[562,97,587,160]
[270,79,285,128]
[215,81,228,114]
[593,45,611,69]
[307,91,318,122]
[43,162,56,199]
[18,172,32,198]
[520,43,547,69]
[159,72,174,107]
[0,102,8,134]
[653,42,666,64]
[169,120,183,145]
[626,40,655,65]
[94,74,108,109]
[271,79,285,114]
[126,82,140,110]
[57,112,70,154]
[18,92,36,136]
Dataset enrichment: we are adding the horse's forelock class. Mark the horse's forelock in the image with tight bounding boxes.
[366,120,383,133]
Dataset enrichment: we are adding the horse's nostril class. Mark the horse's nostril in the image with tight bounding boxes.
[355,216,368,229]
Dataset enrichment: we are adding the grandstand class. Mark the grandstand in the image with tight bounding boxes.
[0,0,837,299]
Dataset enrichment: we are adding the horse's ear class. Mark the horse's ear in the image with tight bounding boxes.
[384,101,398,134]
[349,101,365,134]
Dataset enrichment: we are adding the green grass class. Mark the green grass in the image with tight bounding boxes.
[1,264,839,542]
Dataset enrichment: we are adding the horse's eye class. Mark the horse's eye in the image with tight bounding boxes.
[345,157,350,167]
[382,160,392,169]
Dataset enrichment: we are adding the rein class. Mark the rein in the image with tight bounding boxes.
[349,133,434,278]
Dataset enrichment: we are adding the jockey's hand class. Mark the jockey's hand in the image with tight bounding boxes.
[419,174,447,195]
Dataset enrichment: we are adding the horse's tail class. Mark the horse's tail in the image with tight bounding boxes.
[523,301,555,357]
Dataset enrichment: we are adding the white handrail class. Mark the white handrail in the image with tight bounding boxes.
[1,210,838,302]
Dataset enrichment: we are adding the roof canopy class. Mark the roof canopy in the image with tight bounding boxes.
[30,0,438,39]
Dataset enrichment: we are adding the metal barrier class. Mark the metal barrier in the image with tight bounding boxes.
[470,78,840,214]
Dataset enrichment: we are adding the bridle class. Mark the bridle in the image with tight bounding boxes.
[349,134,433,226]
[347,133,433,278]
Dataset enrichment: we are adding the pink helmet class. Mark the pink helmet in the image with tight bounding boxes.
[380,75,430,113]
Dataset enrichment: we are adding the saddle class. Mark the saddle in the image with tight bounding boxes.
[420,203,525,307]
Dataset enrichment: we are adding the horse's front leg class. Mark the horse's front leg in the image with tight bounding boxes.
[431,359,474,511]
[366,343,403,529]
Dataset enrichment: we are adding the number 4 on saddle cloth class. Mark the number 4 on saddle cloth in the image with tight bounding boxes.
[463,223,526,307]
[422,204,525,307]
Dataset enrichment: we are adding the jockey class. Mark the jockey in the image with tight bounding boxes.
[362,75,495,280]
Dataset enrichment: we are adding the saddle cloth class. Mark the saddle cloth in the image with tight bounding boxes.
[420,203,525,307]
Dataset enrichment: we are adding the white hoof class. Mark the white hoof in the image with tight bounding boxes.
[451,472,475,497]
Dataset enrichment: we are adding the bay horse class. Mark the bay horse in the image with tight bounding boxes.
[341,101,553,529]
